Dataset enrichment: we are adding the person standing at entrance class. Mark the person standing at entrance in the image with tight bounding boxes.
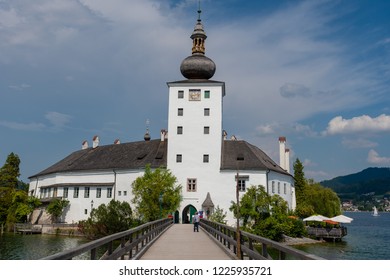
[193,212,200,232]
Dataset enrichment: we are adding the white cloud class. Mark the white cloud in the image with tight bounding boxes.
[8,84,31,91]
[367,149,390,165]
[0,120,45,131]
[45,112,72,128]
[324,114,390,135]
[256,124,276,135]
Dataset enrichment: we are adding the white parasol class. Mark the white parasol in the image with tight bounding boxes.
[303,215,328,222]
[330,214,353,223]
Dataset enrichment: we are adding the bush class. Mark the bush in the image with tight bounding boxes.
[78,200,140,239]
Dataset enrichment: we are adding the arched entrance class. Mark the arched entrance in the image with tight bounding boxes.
[182,205,197,224]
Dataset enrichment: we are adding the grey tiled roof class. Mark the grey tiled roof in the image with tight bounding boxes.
[221,140,290,175]
[29,139,167,178]
[30,139,290,178]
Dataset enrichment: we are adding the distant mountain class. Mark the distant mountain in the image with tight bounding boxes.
[320,167,390,198]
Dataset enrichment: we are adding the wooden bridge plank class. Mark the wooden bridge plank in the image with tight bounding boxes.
[140,224,233,260]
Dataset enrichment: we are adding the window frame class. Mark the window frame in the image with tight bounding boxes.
[187,178,197,192]
[178,108,183,116]
[84,187,90,198]
[73,187,79,198]
[272,181,275,193]
[63,187,68,198]
[96,188,101,198]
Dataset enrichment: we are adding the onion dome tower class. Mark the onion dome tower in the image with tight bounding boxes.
[180,7,216,80]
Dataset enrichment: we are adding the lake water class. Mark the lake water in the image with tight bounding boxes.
[1,211,389,260]
[0,232,88,260]
[294,211,390,260]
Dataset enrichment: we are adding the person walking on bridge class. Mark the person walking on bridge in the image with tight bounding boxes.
[193,212,200,232]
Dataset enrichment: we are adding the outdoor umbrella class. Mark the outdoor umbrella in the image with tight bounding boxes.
[303,215,327,222]
[330,214,353,223]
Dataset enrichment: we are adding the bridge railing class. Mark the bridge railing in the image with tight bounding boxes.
[42,218,173,260]
[200,219,324,260]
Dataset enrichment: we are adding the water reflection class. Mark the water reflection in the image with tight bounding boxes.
[0,233,88,260]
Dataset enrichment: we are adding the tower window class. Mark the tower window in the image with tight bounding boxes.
[204,90,210,98]
[178,108,183,116]
[284,183,287,194]
[204,108,210,116]
[176,154,182,163]
[204,126,210,134]
[203,154,209,163]
[177,126,183,134]
[178,90,184,99]
[187,178,197,192]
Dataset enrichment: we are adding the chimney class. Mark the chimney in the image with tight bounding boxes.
[279,136,286,170]
[160,129,167,142]
[92,135,99,148]
[82,140,88,150]
[222,130,227,140]
[285,148,290,173]
[114,139,120,145]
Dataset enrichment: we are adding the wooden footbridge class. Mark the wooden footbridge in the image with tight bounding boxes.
[42,218,323,260]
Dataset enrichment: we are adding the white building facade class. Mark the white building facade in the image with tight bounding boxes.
[28,10,295,226]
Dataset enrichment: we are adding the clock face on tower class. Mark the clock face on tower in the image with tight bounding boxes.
[189,89,201,101]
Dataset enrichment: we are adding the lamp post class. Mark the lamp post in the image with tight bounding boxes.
[158,193,163,219]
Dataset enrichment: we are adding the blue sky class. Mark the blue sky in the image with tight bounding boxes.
[1,0,389,183]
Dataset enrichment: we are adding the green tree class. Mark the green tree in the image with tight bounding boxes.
[0,153,21,189]
[230,185,305,241]
[46,199,69,223]
[305,180,341,217]
[0,187,13,224]
[78,200,137,239]
[0,153,27,228]
[208,205,227,224]
[293,159,341,218]
[230,186,271,228]
[293,158,306,205]
[132,165,182,222]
